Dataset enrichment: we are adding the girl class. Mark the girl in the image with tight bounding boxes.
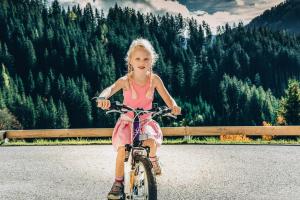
[97,38,181,199]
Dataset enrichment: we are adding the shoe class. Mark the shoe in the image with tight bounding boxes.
[107,181,124,200]
[151,156,162,176]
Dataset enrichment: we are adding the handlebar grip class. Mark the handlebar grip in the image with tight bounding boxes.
[109,101,121,108]
[161,107,172,114]
[109,101,134,113]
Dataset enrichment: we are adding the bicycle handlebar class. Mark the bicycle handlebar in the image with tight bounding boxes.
[93,96,177,119]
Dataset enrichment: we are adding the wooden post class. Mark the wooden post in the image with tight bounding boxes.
[183,126,192,142]
[0,131,6,143]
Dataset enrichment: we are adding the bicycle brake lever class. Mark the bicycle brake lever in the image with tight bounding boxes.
[106,110,123,114]
[163,113,177,119]
[92,96,106,102]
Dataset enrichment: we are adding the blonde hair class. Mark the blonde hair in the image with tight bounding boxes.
[124,38,159,99]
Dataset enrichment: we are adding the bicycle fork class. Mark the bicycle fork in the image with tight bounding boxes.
[124,145,134,199]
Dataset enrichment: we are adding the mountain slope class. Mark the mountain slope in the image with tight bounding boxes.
[249,0,300,34]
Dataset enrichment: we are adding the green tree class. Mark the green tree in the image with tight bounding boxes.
[172,63,184,96]
[279,79,300,125]
[36,72,44,95]
[56,100,70,128]
[44,76,51,96]
[27,70,35,94]
[47,97,57,128]
[0,64,10,89]
[35,95,49,128]
[16,95,36,129]
[0,108,23,130]
[0,90,6,109]
[23,38,37,71]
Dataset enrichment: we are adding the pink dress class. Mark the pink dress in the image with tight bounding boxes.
[111,76,163,152]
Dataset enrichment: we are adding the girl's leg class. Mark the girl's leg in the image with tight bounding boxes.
[115,139,157,179]
[115,146,125,182]
[142,138,157,157]
[142,138,162,175]
[107,146,125,199]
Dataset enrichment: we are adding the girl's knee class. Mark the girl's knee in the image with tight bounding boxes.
[117,146,125,156]
[143,139,156,147]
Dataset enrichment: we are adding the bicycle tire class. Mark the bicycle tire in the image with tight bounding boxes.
[133,155,157,200]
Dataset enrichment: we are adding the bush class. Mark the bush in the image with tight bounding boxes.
[0,109,23,130]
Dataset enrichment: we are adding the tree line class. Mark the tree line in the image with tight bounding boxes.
[1,0,300,129]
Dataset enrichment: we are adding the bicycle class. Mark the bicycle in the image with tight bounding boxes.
[94,97,176,200]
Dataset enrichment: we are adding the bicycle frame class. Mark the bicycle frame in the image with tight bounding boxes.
[124,110,153,199]
[94,98,176,200]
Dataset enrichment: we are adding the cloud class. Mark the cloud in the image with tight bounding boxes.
[235,0,245,6]
[185,0,284,33]
[47,0,285,34]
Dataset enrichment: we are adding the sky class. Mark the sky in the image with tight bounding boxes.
[48,0,285,34]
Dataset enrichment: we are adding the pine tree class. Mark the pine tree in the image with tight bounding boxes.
[47,97,57,128]
[0,64,10,89]
[19,95,36,129]
[44,76,51,96]
[35,95,49,128]
[172,63,184,96]
[15,75,25,94]
[36,72,44,95]
[0,90,6,109]
[23,38,37,71]
[0,42,15,73]
[56,73,66,97]
[27,70,35,94]
[279,79,300,125]
[51,0,61,16]
[56,100,69,128]
[79,90,93,128]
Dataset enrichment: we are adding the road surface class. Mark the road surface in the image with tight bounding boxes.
[0,145,299,200]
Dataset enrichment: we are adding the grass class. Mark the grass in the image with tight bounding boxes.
[0,138,112,146]
[164,137,300,145]
[1,136,300,146]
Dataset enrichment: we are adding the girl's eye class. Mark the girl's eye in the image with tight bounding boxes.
[144,58,149,61]
[135,58,140,60]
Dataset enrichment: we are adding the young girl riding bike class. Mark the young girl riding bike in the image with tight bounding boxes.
[96,38,181,199]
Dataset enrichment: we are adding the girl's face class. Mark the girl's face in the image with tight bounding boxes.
[130,47,152,74]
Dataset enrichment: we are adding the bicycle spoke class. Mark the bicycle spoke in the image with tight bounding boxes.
[133,161,148,200]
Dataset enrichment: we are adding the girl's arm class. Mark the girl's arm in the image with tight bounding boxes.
[98,77,125,99]
[97,77,126,110]
[154,74,178,109]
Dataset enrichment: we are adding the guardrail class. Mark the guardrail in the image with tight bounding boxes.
[1,126,300,141]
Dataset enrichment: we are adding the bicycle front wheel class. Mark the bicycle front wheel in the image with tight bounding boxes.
[132,155,157,200]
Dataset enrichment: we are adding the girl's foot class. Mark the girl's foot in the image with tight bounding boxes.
[107,181,124,200]
[150,156,162,176]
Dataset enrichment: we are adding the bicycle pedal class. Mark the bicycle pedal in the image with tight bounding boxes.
[107,194,124,200]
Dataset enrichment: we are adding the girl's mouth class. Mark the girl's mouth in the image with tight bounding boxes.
[138,66,145,69]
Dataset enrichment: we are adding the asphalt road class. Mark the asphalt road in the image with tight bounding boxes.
[0,145,299,200]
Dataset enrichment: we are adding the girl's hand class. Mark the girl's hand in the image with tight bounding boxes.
[171,105,181,115]
[97,99,111,110]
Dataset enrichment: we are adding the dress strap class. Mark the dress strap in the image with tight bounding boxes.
[127,72,154,99]
[127,73,138,99]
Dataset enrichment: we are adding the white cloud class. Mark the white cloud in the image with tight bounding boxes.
[48,0,285,34]
[189,0,284,33]
[236,0,245,6]
[195,11,242,31]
